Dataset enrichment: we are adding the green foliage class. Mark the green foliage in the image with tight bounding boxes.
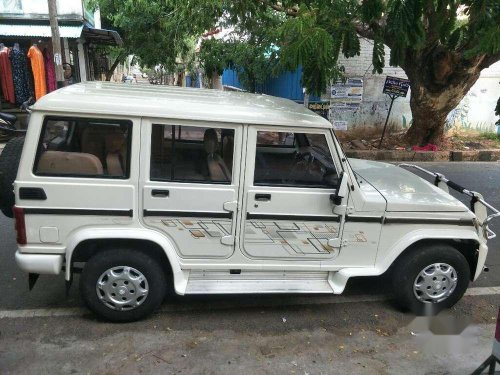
[95,0,500,99]
[360,0,384,24]
[479,132,500,141]
[385,0,425,66]
[371,32,385,74]
[95,0,224,70]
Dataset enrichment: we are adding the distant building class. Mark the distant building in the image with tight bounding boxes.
[0,0,121,88]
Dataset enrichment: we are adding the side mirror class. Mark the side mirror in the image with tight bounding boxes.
[329,172,348,206]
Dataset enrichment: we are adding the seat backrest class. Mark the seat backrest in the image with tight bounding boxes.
[80,126,106,163]
[37,151,103,176]
[104,131,126,176]
[222,135,234,172]
[203,129,231,182]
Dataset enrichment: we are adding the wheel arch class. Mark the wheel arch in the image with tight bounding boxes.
[65,228,188,294]
[383,234,480,281]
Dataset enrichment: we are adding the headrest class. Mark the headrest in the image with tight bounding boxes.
[105,131,125,154]
[204,128,218,155]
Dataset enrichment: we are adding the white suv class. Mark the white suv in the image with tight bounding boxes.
[0,82,497,322]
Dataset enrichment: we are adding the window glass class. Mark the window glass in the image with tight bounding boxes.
[254,131,338,188]
[151,124,235,184]
[34,117,132,178]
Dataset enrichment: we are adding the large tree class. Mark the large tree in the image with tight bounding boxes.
[255,0,500,145]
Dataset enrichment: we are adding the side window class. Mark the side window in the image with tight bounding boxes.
[150,124,235,184]
[34,117,132,178]
[254,131,338,188]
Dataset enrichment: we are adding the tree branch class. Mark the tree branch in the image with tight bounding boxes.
[105,51,126,81]
[354,22,376,40]
[479,51,500,70]
[257,0,299,16]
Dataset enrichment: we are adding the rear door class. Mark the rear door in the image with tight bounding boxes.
[240,126,346,261]
[139,119,242,259]
[16,113,137,247]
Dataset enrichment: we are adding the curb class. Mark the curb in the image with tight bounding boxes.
[345,149,500,162]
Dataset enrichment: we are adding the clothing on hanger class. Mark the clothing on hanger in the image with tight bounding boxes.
[43,49,57,93]
[10,46,31,105]
[0,46,15,104]
[27,44,46,100]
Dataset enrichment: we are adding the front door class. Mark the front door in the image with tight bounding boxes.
[140,119,241,259]
[240,127,346,260]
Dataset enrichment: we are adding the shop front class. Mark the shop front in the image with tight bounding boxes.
[0,0,121,111]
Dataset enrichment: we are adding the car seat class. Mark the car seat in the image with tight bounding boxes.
[203,129,231,182]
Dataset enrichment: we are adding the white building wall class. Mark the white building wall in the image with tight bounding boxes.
[332,37,500,132]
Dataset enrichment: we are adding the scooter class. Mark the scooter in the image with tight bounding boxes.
[0,98,33,139]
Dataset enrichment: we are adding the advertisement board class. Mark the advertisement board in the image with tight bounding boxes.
[330,78,363,102]
[383,76,410,97]
[307,101,330,120]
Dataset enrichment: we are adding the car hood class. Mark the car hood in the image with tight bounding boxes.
[349,159,468,212]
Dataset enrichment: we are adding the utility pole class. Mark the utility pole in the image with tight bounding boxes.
[47,0,65,88]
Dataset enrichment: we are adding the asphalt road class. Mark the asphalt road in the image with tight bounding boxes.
[0,162,499,311]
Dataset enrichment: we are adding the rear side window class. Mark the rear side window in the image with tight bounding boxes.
[34,116,132,178]
[150,124,235,184]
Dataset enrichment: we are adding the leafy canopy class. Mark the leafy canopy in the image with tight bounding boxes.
[95,0,500,95]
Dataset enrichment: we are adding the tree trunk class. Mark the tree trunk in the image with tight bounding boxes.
[405,85,461,145]
[403,48,484,146]
[105,53,126,82]
[211,71,222,90]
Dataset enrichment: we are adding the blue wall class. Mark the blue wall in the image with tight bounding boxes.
[221,66,320,102]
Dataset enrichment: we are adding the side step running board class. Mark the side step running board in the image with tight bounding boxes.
[185,270,334,294]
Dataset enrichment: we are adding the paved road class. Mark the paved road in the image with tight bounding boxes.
[0,162,499,311]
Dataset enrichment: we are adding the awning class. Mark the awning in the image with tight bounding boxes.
[0,24,122,46]
[0,24,83,38]
[82,26,123,46]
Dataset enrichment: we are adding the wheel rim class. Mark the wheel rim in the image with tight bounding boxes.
[96,266,149,311]
[413,263,458,303]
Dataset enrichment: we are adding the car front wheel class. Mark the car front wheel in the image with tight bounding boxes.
[80,248,167,322]
[392,243,471,315]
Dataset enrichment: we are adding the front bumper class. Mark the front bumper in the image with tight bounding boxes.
[475,243,489,281]
[15,251,63,275]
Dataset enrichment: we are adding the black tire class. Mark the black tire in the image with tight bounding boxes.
[80,249,167,322]
[392,244,470,315]
[0,137,25,218]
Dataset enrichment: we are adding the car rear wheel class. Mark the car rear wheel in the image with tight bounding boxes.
[0,137,25,218]
[392,243,470,315]
[80,248,167,322]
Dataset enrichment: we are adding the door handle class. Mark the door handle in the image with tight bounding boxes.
[152,189,169,198]
[255,193,271,201]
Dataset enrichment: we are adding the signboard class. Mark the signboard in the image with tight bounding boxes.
[331,78,363,102]
[383,76,410,97]
[307,101,330,120]
[332,121,348,131]
[0,0,89,24]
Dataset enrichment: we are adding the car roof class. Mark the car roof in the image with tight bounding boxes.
[32,82,332,129]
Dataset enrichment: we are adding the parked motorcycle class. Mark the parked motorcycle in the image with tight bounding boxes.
[0,97,33,141]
